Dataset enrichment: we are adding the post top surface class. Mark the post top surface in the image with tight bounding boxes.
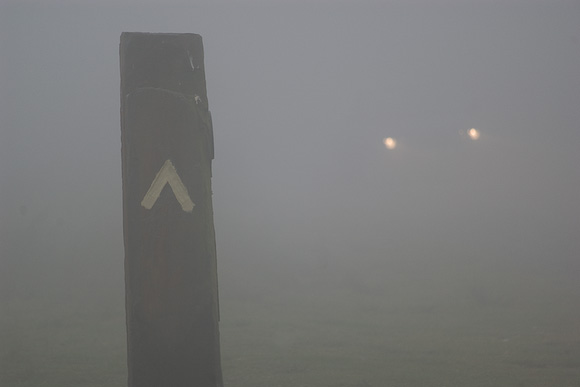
[120,32,205,97]
[121,31,202,38]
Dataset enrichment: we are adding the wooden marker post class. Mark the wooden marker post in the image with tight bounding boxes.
[120,33,222,387]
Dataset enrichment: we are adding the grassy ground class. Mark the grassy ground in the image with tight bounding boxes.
[2,257,580,387]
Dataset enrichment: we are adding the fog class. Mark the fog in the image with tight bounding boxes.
[1,0,580,385]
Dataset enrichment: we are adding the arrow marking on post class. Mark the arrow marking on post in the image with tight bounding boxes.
[141,159,195,212]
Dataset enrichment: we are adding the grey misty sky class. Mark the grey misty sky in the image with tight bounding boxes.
[0,0,579,271]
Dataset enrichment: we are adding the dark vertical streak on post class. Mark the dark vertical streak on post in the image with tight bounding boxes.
[120,32,222,387]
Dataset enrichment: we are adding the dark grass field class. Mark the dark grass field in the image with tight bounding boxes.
[2,255,580,387]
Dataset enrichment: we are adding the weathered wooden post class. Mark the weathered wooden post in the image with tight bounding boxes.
[120,32,222,387]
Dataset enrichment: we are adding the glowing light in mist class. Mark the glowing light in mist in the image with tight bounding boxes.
[468,128,480,140]
[383,137,397,149]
